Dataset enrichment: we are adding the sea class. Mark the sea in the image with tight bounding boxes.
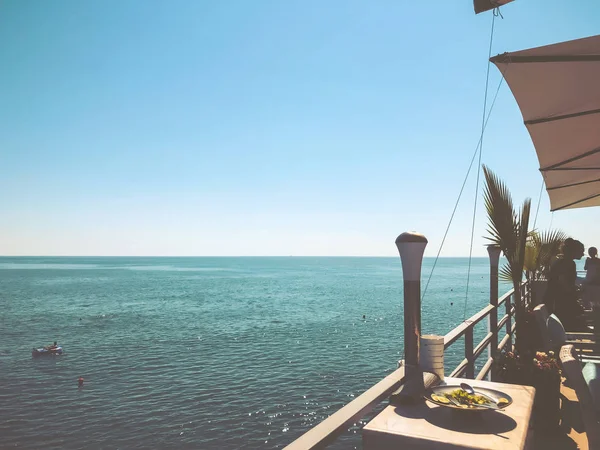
[0,257,511,449]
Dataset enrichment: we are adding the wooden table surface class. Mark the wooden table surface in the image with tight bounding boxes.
[363,377,535,450]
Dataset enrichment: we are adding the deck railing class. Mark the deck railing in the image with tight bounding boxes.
[444,286,517,380]
[285,234,522,450]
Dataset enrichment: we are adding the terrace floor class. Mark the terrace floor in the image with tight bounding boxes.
[533,378,588,450]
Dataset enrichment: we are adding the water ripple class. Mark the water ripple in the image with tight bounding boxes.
[0,256,498,449]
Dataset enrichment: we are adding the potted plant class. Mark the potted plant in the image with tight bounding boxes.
[494,350,561,431]
[494,350,530,385]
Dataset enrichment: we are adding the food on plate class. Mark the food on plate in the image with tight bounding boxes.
[429,388,510,409]
[444,389,491,407]
[431,394,450,404]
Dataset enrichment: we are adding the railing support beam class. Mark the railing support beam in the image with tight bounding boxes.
[465,326,474,379]
[506,293,513,350]
[487,245,501,380]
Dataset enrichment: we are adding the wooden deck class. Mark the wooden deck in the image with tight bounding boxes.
[533,378,588,450]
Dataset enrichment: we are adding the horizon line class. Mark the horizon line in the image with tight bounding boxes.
[0,255,493,258]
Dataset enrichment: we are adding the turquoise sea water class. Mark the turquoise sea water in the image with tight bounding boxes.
[0,257,505,449]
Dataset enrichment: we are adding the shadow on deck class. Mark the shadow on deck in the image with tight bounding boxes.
[534,378,588,450]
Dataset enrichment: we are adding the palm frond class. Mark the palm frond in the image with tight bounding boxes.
[534,229,567,278]
[524,242,539,273]
[483,165,517,260]
[483,165,531,290]
[499,263,513,283]
[513,198,531,282]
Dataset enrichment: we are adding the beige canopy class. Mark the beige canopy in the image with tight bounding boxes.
[491,35,600,211]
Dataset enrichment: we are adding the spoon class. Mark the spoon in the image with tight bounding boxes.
[460,382,477,395]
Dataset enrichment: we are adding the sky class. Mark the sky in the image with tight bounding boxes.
[1,0,600,257]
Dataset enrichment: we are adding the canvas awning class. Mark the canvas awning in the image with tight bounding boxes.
[490,34,600,211]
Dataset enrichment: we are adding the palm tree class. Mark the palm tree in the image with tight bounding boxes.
[482,165,531,354]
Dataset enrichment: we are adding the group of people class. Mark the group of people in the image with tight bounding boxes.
[544,238,599,330]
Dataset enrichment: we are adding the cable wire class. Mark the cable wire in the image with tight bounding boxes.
[464,11,496,320]
[532,178,545,230]
[421,73,506,301]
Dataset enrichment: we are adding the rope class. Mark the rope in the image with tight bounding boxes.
[464,11,497,320]
[421,73,506,301]
[407,4,506,370]
[532,178,545,230]
[422,10,509,303]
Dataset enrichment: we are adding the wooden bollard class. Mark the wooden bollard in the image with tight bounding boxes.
[389,232,430,406]
[396,231,428,378]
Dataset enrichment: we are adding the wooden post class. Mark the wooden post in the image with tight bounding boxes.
[465,326,474,379]
[487,245,501,380]
[506,293,512,350]
[395,232,427,379]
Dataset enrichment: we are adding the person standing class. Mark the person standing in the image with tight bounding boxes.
[544,238,585,330]
[584,247,600,285]
[583,247,600,323]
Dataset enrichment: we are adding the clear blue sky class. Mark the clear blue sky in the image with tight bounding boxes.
[1,0,599,256]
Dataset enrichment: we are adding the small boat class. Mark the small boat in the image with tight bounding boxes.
[32,346,63,357]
